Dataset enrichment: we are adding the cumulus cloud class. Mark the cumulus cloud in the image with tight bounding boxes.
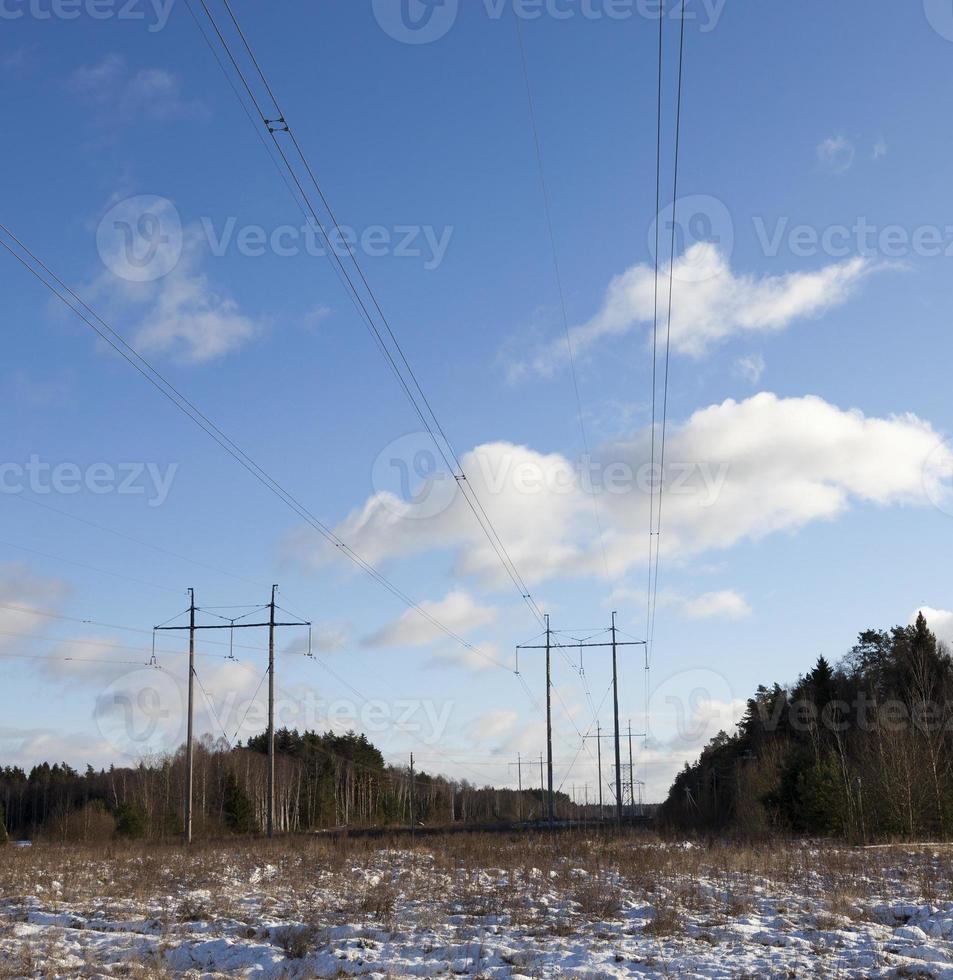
[131,241,258,363]
[71,54,205,123]
[286,394,951,592]
[817,135,856,175]
[365,590,498,649]
[91,209,259,364]
[682,590,752,620]
[512,245,877,373]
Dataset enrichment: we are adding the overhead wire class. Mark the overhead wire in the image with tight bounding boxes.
[512,11,613,587]
[0,226,515,678]
[187,0,547,629]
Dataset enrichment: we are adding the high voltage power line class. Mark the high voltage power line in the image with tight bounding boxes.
[0,225,518,680]
[186,0,547,631]
[645,0,689,746]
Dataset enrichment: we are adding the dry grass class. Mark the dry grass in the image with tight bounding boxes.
[1,832,953,975]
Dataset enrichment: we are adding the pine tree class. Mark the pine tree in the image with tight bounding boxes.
[223,772,256,834]
[0,804,8,845]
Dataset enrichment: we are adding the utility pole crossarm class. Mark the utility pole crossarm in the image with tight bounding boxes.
[155,622,309,631]
[155,586,311,846]
[516,641,645,650]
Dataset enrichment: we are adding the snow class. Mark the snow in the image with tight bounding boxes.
[2,840,953,977]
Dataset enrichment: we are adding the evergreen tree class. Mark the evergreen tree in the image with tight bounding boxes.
[115,801,148,839]
[223,772,256,834]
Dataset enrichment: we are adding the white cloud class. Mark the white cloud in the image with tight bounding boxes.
[132,241,258,363]
[513,245,877,372]
[873,137,888,160]
[817,135,856,175]
[735,352,765,385]
[71,55,205,123]
[911,607,953,650]
[469,709,518,742]
[0,565,67,652]
[92,220,259,364]
[287,394,951,593]
[365,590,498,649]
[682,590,752,620]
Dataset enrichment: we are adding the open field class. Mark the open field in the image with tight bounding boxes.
[3,833,953,977]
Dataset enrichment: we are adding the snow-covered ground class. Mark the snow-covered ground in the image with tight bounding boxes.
[2,834,953,977]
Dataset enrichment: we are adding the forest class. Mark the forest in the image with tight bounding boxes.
[661,613,953,841]
[0,728,568,842]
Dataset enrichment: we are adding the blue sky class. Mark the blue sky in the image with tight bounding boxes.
[2,0,953,801]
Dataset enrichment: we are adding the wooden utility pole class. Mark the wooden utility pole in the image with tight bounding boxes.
[409,753,416,835]
[509,754,524,822]
[611,612,623,827]
[267,585,277,839]
[185,589,195,844]
[545,615,554,824]
[518,616,645,830]
[582,723,605,821]
[155,588,309,845]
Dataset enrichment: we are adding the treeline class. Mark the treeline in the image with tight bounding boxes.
[0,729,564,842]
[661,613,953,841]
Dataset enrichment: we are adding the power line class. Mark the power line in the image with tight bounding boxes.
[187,0,546,629]
[646,0,667,657]
[0,225,511,676]
[0,600,273,655]
[648,2,688,664]
[513,12,613,588]
[11,494,266,590]
[0,539,182,595]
